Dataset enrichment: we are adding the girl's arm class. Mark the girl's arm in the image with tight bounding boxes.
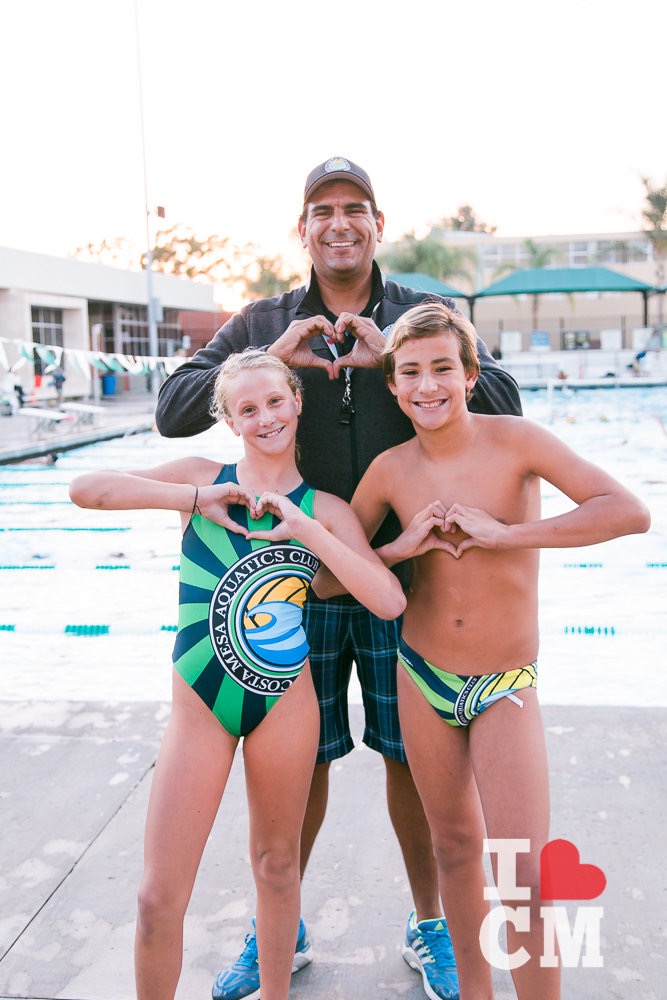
[69,465,200,513]
[69,460,256,536]
[247,491,406,621]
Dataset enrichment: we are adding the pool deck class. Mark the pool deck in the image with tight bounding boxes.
[0,701,665,1000]
[0,394,157,465]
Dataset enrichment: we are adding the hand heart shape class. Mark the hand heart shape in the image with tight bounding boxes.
[540,839,606,900]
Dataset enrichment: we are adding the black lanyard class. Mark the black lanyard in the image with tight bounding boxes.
[320,302,381,425]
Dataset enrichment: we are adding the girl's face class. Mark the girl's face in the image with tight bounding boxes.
[223,368,302,454]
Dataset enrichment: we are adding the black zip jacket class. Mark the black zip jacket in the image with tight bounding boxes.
[156,264,522,527]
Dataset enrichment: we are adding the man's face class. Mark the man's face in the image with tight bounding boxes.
[298,180,384,283]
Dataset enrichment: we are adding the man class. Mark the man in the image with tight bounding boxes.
[155,156,522,1000]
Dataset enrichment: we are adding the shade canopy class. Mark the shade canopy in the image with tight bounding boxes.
[386,272,467,298]
[475,266,654,298]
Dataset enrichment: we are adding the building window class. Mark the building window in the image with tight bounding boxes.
[569,242,589,267]
[117,305,184,358]
[31,306,64,376]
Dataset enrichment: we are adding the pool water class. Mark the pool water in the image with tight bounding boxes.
[1,388,665,707]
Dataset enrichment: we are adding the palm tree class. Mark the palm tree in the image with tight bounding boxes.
[493,238,559,331]
[378,233,477,290]
[641,176,667,336]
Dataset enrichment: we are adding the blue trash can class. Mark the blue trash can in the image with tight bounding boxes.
[101,374,116,396]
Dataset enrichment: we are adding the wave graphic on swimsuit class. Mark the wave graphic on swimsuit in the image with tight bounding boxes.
[244,601,309,668]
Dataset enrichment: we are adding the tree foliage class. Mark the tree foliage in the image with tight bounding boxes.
[641,175,667,330]
[493,239,560,331]
[72,237,140,269]
[641,177,667,273]
[72,224,303,304]
[242,252,302,300]
[440,204,496,234]
[378,233,477,288]
[146,224,234,283]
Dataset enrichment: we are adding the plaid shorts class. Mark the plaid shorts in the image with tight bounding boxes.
[303,593,405,765]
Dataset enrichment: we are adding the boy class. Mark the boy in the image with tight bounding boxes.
[350,303,650,999]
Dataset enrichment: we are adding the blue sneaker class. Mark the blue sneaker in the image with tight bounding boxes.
[402,910,460,1000]
[212,916,312,1000]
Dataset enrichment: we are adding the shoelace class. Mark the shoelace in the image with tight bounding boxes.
[238,933,258,967]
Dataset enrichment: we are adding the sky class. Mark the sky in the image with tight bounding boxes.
[1,0,665,284]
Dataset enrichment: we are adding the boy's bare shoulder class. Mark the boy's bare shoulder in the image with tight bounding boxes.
[366,438,418,475]
[474,413,544,444]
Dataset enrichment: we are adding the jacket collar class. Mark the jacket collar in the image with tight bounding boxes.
[297,261,386,322]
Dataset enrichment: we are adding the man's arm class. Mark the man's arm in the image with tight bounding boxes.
[155,313,251,438]
[471,335,523,417]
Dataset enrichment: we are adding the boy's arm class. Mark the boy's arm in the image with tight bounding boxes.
[446,423,651,554]
[349,451,446,567]
[247,491,406,621]
[349,452,396,546]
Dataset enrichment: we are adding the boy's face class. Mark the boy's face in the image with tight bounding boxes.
[388,331,477,427]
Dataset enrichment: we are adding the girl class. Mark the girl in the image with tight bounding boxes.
[69,349,405,1000]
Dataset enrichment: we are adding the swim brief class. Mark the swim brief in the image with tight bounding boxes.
[397,636,537,728]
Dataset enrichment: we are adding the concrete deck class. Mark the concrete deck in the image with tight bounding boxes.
[1,702,664,1000]
[0,394,156,465]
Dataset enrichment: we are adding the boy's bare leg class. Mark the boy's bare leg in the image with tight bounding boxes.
[398,666,493,997]
[471,690,560,1000]
[384,756,443,919]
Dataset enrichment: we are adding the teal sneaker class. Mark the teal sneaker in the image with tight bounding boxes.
[211,916,312,1000]
[402,910,460,1000]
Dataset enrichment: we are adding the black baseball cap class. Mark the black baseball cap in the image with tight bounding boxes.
[303,156,376,205]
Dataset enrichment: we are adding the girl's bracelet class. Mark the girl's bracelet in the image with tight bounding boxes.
[191,485,202,518]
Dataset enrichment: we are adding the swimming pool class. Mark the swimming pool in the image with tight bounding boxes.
[1,388,665,706]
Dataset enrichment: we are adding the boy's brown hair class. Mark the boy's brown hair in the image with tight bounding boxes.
[382,302,480,385]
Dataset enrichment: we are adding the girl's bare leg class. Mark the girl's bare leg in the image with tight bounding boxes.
[470,690,560,1000]
[243,665,319,1000]
[135,671,238,1000]
[397,666,492,998]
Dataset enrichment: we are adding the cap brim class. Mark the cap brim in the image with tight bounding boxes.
[305,172,374,203]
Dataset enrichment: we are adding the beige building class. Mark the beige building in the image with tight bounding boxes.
[428,228,663,357]
[0,246,223,402]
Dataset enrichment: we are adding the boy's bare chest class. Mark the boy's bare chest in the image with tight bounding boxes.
[391,450,531,526]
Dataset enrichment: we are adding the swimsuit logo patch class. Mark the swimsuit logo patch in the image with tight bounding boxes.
[209,546,319,694]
